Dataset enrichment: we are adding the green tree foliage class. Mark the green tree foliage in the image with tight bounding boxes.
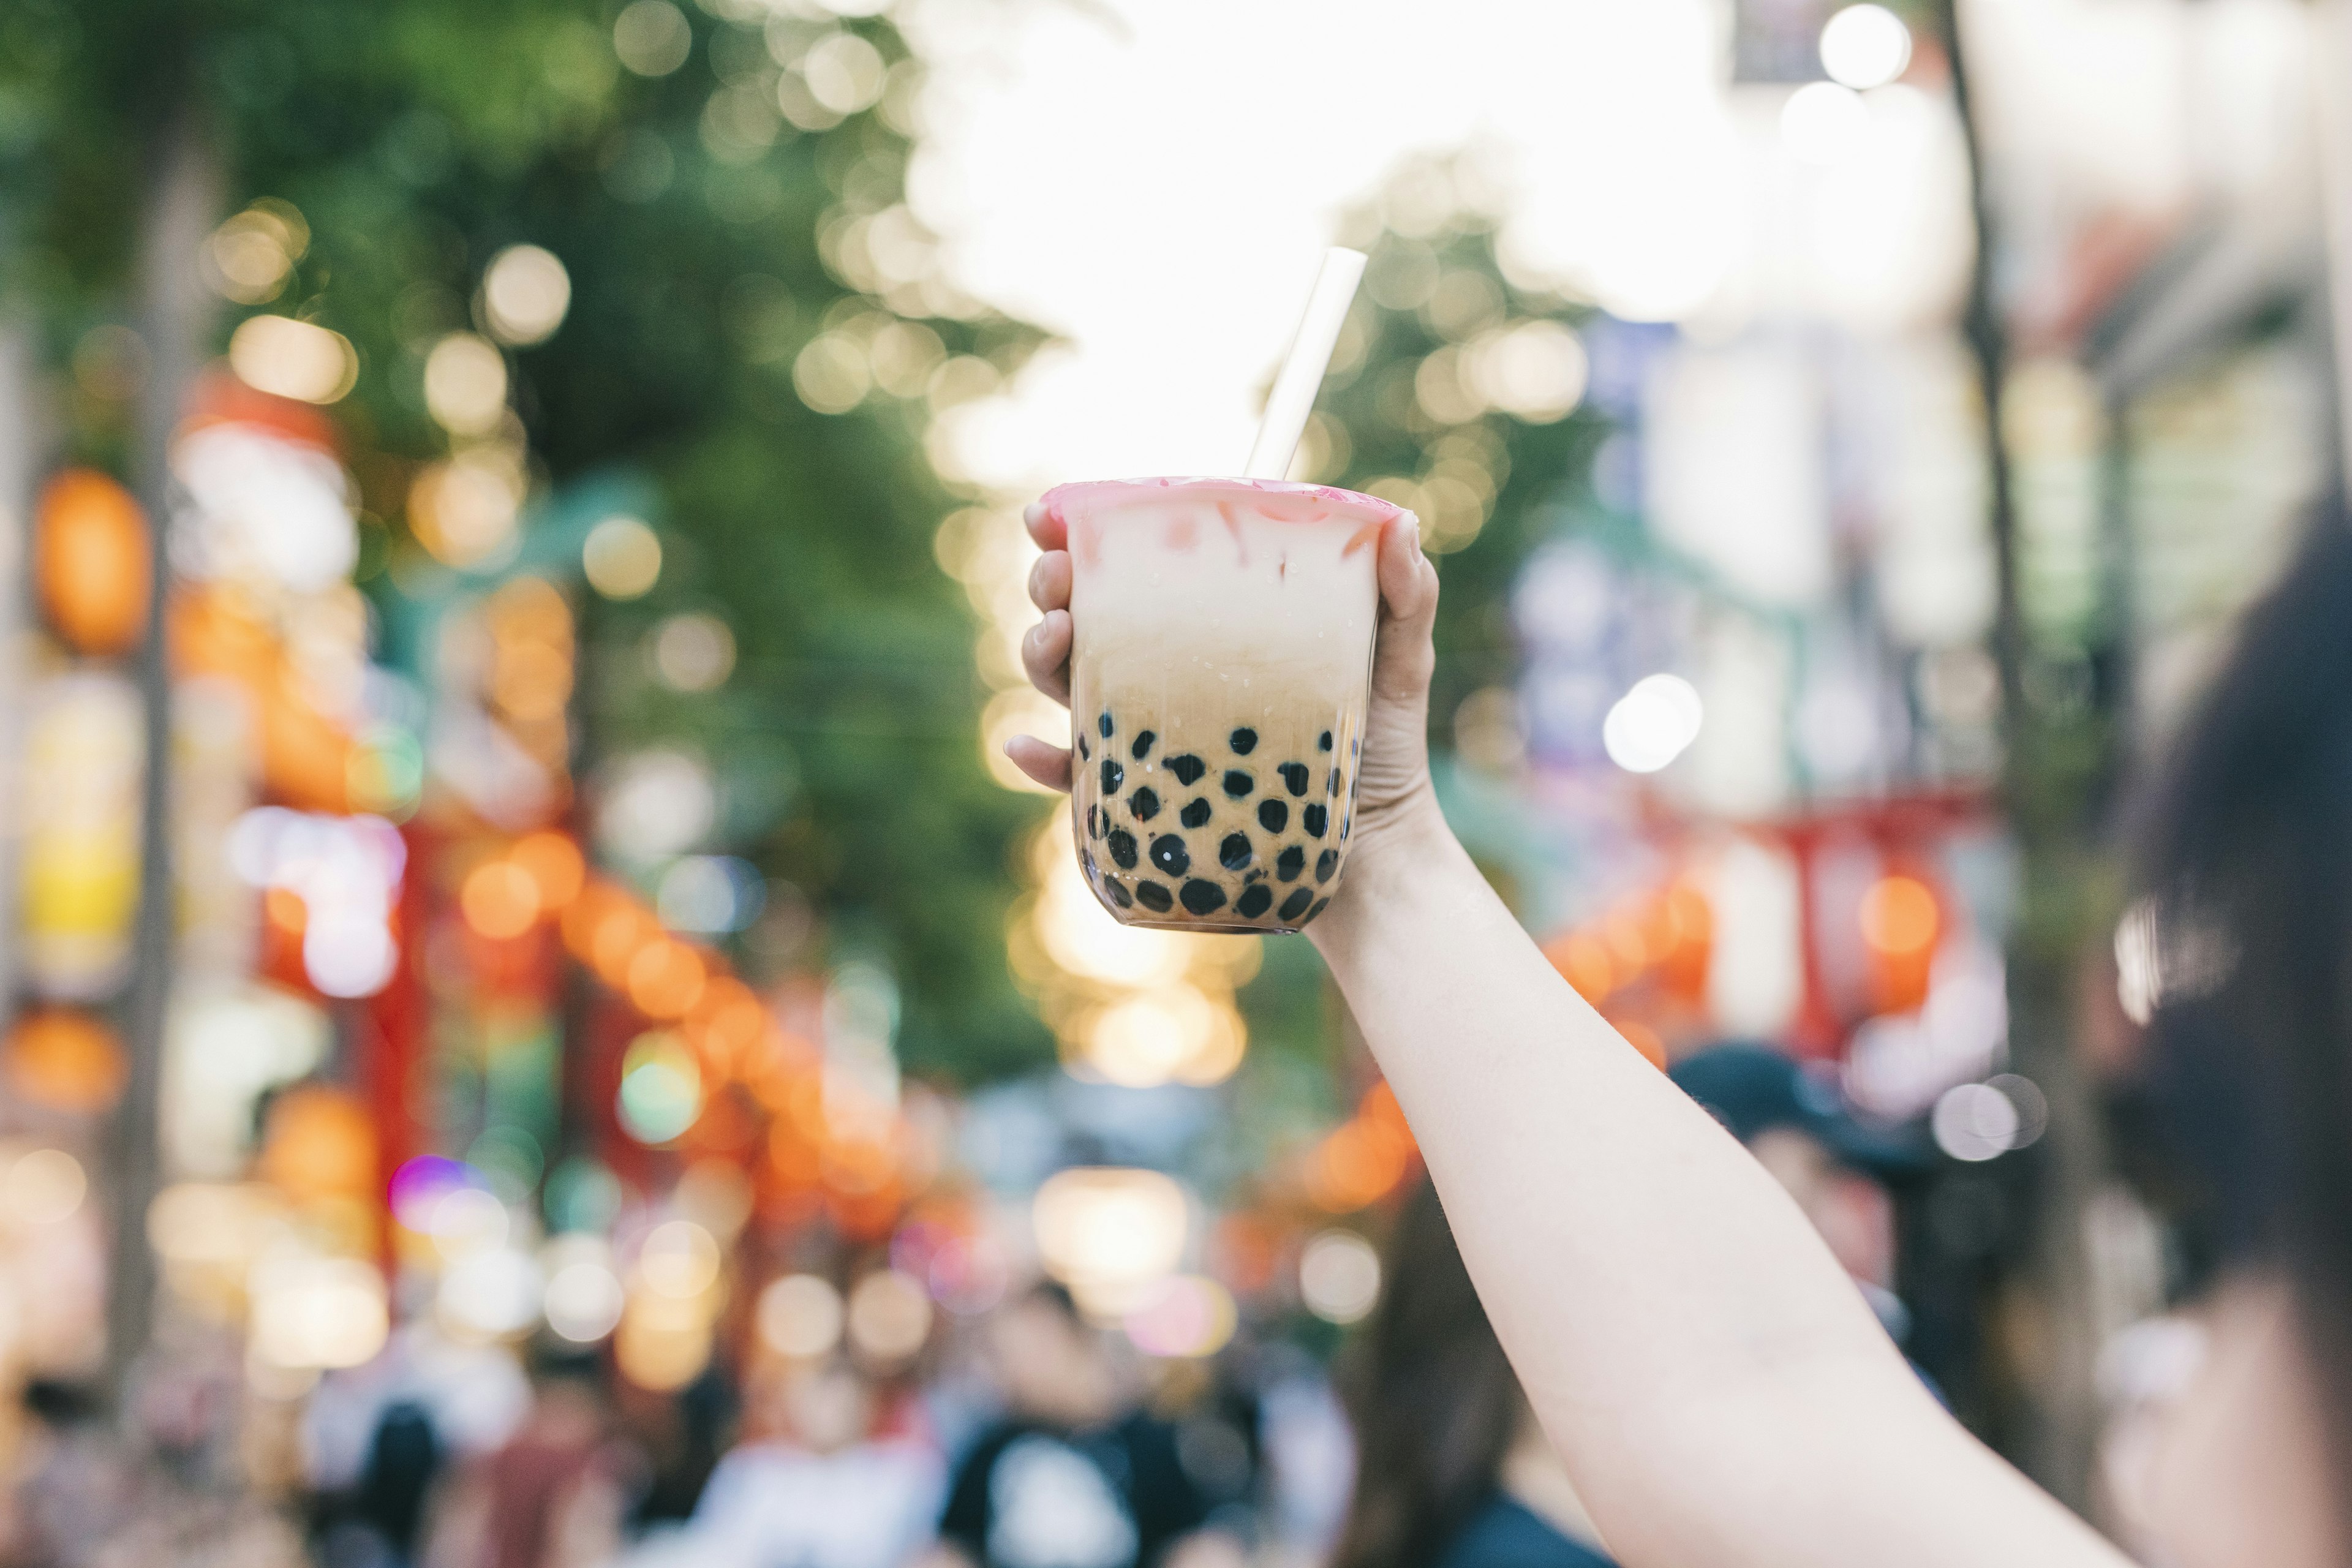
[2,0,1054,1079]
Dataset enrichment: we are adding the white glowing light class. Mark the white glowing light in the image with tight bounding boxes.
[759,1274,846,1359]
[583,516,663,601]
[545,1261,627,1343]
[1781,81,1871,165]
[6,1150,87,1226]
[638,1220,722,1300]
[249,1255,389,1370]
[228,315,358,404]
[846,1270,932,1362]
[303,914,398,999]
[1602,674,1705,774]
[173,424,358,594]
[1819,5,1913,91]
[481,245,572,347]
[423,334,509,437]
[439,1248,545,1341]
[1298,1229,1381,1324]
[2114,899,2159,1027]
[1033,1168,1189,1314]
[1932,1082,2021,1163]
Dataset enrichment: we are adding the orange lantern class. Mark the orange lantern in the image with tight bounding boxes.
[36,470,150,655]
[4,1009,129,1115]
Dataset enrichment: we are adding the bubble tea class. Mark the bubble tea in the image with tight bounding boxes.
[1046,477,1403,932]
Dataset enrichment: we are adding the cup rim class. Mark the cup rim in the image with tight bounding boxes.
[1039,475,1408,530]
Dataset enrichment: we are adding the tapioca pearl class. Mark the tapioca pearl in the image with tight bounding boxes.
[1129,787,1161,822]
[1180,797,1212,829]
[1098,710,1115,739]
[1106,878,1135,909]
[1278,763,1310,796]
[1236,884,1274,918]
[1218,833,1253,871]
[1223,769,1254,797]
[1100,759,1124,794]
[1087,805,1103,840]
[1079,733,1091,761]
[1257,799,1289,833]
[1303,804,1329,838]
[1081,850,1097,880]
[1278,888,1313,922]
[1319,730,1334,753]
[1106,829,1138,870]
[1169,754,1207,785]
[1136,880,1173,913]
[1341,812,1352,841]
[1230,726,1258,755]
[1179,879,1227,916]
[1131,729,1156,761]
[1305,897,1330,922]
[1149,834,1190,876]
[1316,849,1339,883]
[1276,846,1305,882]
[1327,767,1343,794]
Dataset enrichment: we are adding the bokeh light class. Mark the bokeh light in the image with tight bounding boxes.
[1933,1082,2021,1163]
[1298,1229,1381,1324]
[619,1030,703,1144]
[1123,1275,1238,1359]
[758,1273,846,1359]
[1602,674,1705,774]
[638,1219,722,1300]
[227,315,358,404]
[1820,4,1913,91]
[481,244,572,346]
[4,1149,88,1226]
[583,515,663,600]
[651,612,736,692]
[461,859,540,940]
[1033,1167,1189,1315]
[613,0,692,76]
[1859,875,1940,957]
[846,1269,932,1363]
[423,333,508,437]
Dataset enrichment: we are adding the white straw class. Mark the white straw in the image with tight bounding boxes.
[1242,246,1368,480]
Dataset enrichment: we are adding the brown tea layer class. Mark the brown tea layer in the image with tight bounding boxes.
[1073,706,1361,932]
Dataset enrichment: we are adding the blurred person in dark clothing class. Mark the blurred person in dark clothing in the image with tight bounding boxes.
[423,1351,633,1568]
[1332,1181,1613,1568]
[318,1399,443,1568]
[923,1283,1240,1568]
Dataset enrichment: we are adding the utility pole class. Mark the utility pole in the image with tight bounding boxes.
[1934,0,2109,1510]
[108,102,218,1395]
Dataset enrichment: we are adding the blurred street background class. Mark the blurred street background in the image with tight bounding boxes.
[0,0,2336,1562]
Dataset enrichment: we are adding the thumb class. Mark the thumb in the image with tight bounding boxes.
[1372,511,1438,704]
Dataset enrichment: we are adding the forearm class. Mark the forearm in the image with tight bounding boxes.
[1310,799,2124,1567]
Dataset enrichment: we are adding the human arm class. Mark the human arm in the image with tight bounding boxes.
[1008,503,2132,1568]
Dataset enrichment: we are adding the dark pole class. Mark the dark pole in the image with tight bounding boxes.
[1934,0,2107,1510]
[108,102,218,1395]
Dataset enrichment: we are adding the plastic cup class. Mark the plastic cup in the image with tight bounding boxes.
[1042,476,1403,932]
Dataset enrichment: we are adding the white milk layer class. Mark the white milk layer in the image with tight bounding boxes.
[1046,478,1398,933]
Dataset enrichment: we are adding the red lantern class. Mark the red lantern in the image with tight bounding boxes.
[36,470,151,656]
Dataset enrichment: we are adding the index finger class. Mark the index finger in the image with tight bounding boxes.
[1023,499,1066,553]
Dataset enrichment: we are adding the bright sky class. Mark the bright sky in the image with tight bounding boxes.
[897,0,1732,491]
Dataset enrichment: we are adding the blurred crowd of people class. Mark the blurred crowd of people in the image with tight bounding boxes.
[0,1041,1967,1568]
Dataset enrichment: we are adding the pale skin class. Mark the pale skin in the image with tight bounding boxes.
[1008,501,2168,1568]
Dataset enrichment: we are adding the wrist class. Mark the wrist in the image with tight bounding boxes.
[1309,780,1461,956]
